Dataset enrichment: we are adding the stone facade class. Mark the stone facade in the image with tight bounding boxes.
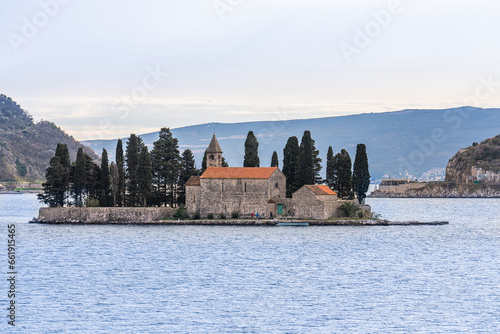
[292,185,341,220]
[187,167,286,216]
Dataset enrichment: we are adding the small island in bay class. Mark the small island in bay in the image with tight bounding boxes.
[32,133,446,226]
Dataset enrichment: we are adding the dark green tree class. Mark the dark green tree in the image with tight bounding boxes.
[151,128,181,207]
[55,143,71,190]
[353,143,370,204]
[221,157,229,167]
[243,131,260,167]
[38,156,67,207]
[99,148,111,207]
[326,146,337,190]
[177,149,198,205]
[115,139,125,206]
[201,150,207,174]
[72,147,86,206]
[84,152,101,205]
[336,149,354,200]
[296,131,322,188]
[271,151,279,167]
[138,146,153,207]
[109,162,119,207]
[283,136,300,197]
[125,134,140,206]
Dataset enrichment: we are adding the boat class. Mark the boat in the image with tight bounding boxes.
[276,221,309,226]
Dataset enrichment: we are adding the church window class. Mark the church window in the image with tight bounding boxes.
[222,182,224,192]
[244,182,247,192]
[210,155,214,160]
[275,182,279,188]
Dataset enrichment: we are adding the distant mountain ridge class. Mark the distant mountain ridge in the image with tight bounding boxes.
[0,94,97,181]
[82,106,500,180]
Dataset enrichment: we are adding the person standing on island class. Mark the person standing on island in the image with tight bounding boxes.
[251,212,254,219]
[256,212,259,220]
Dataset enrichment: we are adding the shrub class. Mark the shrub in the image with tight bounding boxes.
[357,210,364,218]
[173,204,189,220]
[337,202,361,218]
[207,212,214,219]
[231,210,240,219]
[192,210,201,220]
[219,212,226,220]
[85,198,99,207]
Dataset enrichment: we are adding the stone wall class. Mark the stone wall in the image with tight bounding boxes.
[292,187,343,219]
[36,207,175,223]
[196,171,287,216]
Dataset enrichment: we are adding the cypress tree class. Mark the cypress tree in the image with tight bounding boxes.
[109,162,119,207]
[201,150,207,174]
[55,143,71,191]
[99,148,111,207]
[326,146,336,190]
[283,136,300,197]
[177,148,198,205]
[353,143,371,204]
[336,149,354,200]
[72,147,86,206]
[243,131,260,167]
[125,134,140,206]
[271,151,279,168]
[115,139,125,207]
[221,157,229,167]
[84,153,101,205]
[38,155,67,207]
[151,128,181,207]
[296,131,322,188]
[138,146,153,207]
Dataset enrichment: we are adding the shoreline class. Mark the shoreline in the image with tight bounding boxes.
[30,218,449,226]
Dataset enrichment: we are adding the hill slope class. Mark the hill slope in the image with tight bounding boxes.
[83,107,500,180]
[0,94,97,181]
[446,133,500,183]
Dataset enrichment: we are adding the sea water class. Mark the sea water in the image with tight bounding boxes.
[0,194,499,333]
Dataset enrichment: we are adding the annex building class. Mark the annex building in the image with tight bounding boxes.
[186,134,350,220]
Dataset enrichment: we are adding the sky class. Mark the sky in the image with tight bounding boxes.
[1,0,500,141]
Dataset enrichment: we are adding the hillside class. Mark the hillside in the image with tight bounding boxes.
[0,94,97,181]
[82,107,500,180]
[446,134,500,183]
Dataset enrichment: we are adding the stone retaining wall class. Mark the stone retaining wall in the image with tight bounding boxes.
[35,207,175,223]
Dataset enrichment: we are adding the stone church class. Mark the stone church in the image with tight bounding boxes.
[186,134,347,219]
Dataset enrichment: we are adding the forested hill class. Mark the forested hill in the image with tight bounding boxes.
[0,94,97,181]
[83,107,500,180]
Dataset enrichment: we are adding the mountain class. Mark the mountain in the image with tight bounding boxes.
[82,107,500,181]
[0,94,97,181]
[446,133,500,183]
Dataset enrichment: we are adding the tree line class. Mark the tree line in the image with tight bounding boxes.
[39,128,199,207]
[39,127,370,207]
[242,130,370,204]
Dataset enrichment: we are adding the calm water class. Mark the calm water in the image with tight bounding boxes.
[1,194,499,333]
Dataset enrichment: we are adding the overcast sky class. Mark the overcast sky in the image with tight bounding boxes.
[1,0,500,140]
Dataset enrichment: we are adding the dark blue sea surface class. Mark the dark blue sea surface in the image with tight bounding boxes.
[1,194,499,333]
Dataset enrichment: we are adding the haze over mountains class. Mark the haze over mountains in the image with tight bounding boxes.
[82,107,500,180]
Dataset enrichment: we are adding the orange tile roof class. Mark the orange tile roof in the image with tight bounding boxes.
[200,167,278,179]
[305,185,337,195]
[185,176,201,186]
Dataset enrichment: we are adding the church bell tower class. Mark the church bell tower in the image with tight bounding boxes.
[206,134,223,168]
